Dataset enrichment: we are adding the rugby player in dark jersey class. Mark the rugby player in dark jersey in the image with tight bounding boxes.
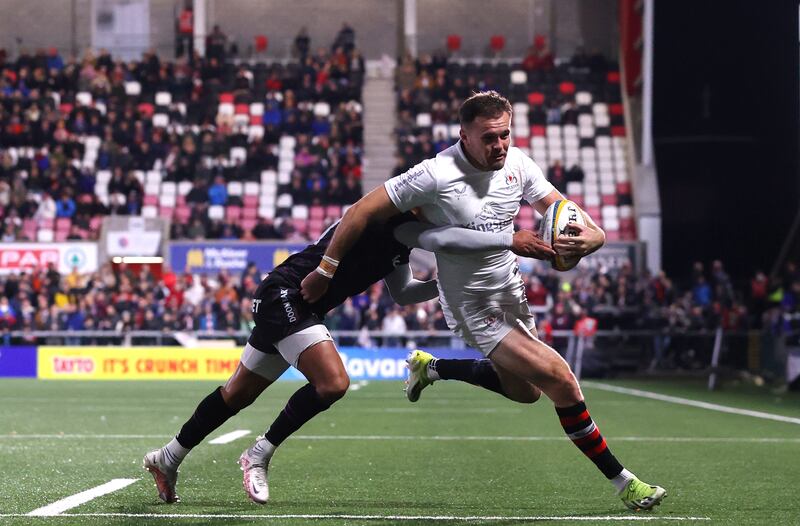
[144,214,545,504]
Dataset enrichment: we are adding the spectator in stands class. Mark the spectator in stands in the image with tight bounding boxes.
[208,175,227,206]
[55,192,76,218]
[547,160,567,193]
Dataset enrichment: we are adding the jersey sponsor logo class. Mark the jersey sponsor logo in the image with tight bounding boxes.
[477,201,505,221]
[279,288,297,323]
[252,299,262,313]
[462,201,514,232]
[391,168,425,192]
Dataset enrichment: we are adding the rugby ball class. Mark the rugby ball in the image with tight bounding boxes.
[538,200,586,271]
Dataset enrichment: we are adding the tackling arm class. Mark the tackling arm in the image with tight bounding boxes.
[301,186,400,302]
[383,264,439,305]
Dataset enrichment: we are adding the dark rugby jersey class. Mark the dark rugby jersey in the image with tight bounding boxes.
[267,212,416,315]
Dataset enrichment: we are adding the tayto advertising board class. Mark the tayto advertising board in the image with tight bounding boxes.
[35,347,483,381]
[169,242,306,275]
[37,347,243,380]
[0,243,98,275]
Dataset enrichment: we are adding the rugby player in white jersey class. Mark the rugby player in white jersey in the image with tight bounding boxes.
[301,91,666,511]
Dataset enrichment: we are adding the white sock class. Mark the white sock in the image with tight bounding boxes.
[427,360,440,381]
[249,436,277,462]
[162,437,190,468]
[611,468,636,493]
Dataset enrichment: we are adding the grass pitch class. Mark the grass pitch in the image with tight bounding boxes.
[1,377,799,525]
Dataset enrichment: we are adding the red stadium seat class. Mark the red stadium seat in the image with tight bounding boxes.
[89,216,103,232]
[143,195,158,206]
[490,35,506,53]
[235,104,249,115]
[527,92,545,106]
[159,206,174,218]
[607,71,621,83]
[309,205,325,220]
[56,218,71,232]
[616,182,632,195]
[225,206,242,221]
[446,34,462,52]
[242,207,258,220]
[254,35,268,53]
[55,230,69,242]
[609,104,624,116]
[59,103,73,115]
[137,103,155,118]
[531,125,546,137]
[175,206,191,224]
[241,218,257,233]
[325,205,341,219]
[243,195,259,208]
[611,126,627,137]
[219,93,234,104]
[559,81,576,95]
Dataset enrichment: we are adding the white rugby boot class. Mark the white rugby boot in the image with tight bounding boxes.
[239,441,270,504]
[143,449,180,503]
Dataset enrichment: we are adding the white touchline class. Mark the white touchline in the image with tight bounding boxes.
[586,382,800,425]
[26,478,138,516]
[4,512,712,521]
[1,434,799,443]
[209,429,251,444]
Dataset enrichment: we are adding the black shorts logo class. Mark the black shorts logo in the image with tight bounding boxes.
[280,288,297,323]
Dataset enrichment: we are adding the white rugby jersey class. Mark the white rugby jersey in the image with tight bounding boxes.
[385,142,554,299]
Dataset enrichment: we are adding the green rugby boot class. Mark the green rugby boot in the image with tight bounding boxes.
[619,477,667,511]
[405,350,436,402]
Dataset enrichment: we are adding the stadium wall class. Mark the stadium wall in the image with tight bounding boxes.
[0,0,618,60]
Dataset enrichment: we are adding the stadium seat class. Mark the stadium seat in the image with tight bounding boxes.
[314,102,331,118]
[37,229,54,242]
[490,35,506,53]
[527,92,545,106]
[124,82,141,96]
[276,193,293,209]
[142,205,158,218]
[250,102,265,116]
[416,113,432,128]
[446,34,462,52]
[208,205,224,220]
[161,182,177,196]
[292,205,309,220]
[510,70,527,85]
[143,195,158,206]
[325,205,342,219]
[177,181,193,196]
[225,206,242,221]
[255,35,268,53]
[258,205,276,219]
[228,181,244,196]
[159,193,177,207]
[575,91,592,106]
[153,114,169,128]
[155,92,172,106]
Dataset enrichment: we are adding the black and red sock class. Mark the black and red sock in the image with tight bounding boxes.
[555,400,623,479]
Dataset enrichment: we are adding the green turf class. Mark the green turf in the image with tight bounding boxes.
[1,378,799,525]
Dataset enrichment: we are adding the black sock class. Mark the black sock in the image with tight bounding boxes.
[176,387,238,449]
[264,383,332,447]
[556,400,624,479]
[434,359,506,397]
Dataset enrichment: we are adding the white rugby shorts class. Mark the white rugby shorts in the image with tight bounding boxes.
[240,324,334,378]
[440,280,537,356]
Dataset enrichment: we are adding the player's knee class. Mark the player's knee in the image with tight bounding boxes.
[220,383,258,411]
[315,374,350,402]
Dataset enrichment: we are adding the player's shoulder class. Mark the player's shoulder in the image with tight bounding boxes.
[506,146,544,177]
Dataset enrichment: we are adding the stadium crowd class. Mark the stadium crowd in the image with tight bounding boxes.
[0,23,365,242]
[1,258,796,353]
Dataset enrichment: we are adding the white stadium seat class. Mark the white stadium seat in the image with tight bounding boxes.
[155,92,172,106]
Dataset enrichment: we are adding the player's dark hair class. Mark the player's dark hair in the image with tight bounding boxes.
[459,91,512,125]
